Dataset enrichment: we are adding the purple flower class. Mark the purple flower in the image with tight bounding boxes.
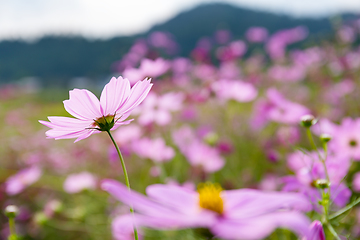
[5,166,42,195]
[102,180,311,240]
[39,76,152,142]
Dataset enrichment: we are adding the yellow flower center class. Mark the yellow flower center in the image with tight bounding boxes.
[198,183,224,215]
[93,114,115,131]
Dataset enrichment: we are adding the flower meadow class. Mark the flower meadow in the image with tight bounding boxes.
[2,22,360,240]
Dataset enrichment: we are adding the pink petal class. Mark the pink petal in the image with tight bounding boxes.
[223,190,311,219]
[100,76,131,116]
[39,117,96,142]
[145,184,198,213]
[63,89,101,120]
[212,211,311,240]
[117,78,153,115]
[101,179,175,217]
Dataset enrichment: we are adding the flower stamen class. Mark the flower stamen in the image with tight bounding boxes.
[198,182,224,215]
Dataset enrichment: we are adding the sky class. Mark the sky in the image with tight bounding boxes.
[1,0,360,41]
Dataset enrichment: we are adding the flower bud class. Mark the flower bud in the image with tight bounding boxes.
[300,115,318,128]
[306,220,325,240]
[4,205,19,219]
[319,133,332,143]
[314,179,330,189]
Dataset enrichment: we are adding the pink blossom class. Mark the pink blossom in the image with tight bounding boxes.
[5,166,42,195]
[266,26,308,60]
[283,150,351,209]
[172,126,224,172]
[218,61,241,79]
[102,180,312,240]
[338,26,355,43]
[132,137,175,163]
[112,214,143,240]
[215,30,231,44]
[113,125,142,146]
[139,58,170,78]
[39,76,152,142]
[132,92,184,126]
[216,41,246,61]
[318,118,360,160]
[268,64,306,82]
[303,221,325,240]
[246,27,268,43]
[63,172,97,193]
[250,88,310,129]
[211,79,257,103]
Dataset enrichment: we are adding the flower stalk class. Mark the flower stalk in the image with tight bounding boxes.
[5,205,19,240]
[106,130,138,240]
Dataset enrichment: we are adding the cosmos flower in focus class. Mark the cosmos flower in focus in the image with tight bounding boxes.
[39,76,152,142]
[102,180,312,240]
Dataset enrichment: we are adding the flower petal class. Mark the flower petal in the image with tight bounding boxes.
[223,189,311,219]
[100,76,131,116]
[39,117,95,142]
[212,211,311,240]
[101,179,175,216]
[117,78,153,115]
[146,184,199,214]
[63,89,101,120]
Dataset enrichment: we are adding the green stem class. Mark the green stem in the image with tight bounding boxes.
[326,222,341,240]
[329,197,360,220]
[156,162,167,183]
[106,130,139,240]
[8,217,16,239]
[306,128,337,239]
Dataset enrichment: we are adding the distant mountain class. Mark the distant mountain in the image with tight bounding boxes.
[0,3,357,85]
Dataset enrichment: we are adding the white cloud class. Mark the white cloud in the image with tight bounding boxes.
[0,0,359,41]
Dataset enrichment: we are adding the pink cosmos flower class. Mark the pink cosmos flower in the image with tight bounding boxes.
[172,126,225,173]
[246,27,268,43]
[112,215,143,240]
[123,58,170,84]
[211,79,258,103]
[132,92,184,126]
[266,26,308,60]
[283,151,351,209]
[39,76,152,142]
[102,180,312,240]
[313,118,360,161]
[131,137,175,163]
[113,125,142,146]
[6,166,42,195]
[250,88,310,129]
[63,172,97,193]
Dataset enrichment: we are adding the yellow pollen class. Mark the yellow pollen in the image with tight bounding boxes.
[198,182,224,214]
